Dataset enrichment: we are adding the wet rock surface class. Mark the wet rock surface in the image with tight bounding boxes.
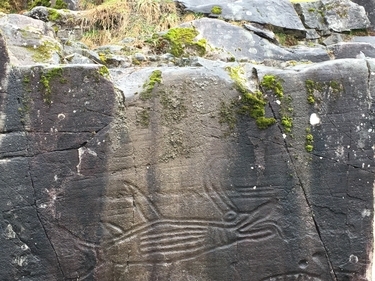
[0,0,375,280]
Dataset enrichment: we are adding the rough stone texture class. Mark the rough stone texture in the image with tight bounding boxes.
[187,18,330,63]
[0,2,375,281]
[294,1,329,33]
[0,14,62,65]
[2,52,373,280]
[321,0,370,32]
[0,62,115,279]
[175,0,305,31]
[294,0,370,33]
[350,0,375,28]
[328,42,375,59]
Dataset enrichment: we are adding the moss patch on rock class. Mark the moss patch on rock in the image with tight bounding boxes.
[26,40,61,63]
[222,66,277,131]
[98,65,110,78]
[28,0,67,9]
[305,127,314,152]
[305,79,343,104]
[163,27,206,57]
[261,74,284,98]
[140,70,162,100]
[40,67,65,104]
[211,6,222,15]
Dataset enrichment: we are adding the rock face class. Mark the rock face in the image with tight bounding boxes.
[0,1,375,280]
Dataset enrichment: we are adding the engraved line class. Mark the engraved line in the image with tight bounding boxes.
[140,234,206,246]
[140,231,206,242]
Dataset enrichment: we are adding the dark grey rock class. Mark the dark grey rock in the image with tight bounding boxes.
[1,5,374,281]
[175,0,305,31]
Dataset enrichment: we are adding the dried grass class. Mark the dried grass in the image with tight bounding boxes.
[80,0,195,48]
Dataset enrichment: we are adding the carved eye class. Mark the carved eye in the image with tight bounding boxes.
[224,211,237,222]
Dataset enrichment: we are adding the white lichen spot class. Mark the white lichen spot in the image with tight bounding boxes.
[5,224,16,239]
[362,209,371,217]
[349,254,359,263]
[57,113,65,120]
[310,113,321,126]
[276,100,281,105]
[39,203,47,209]
[76,147,84,175]
[54,175,58,181]
[13,255,27,267]
[282,133,287,139]
[87,148,97,157]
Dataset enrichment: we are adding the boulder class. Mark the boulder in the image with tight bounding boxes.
[322,0,370,32]
[294,0,370,32]
[350,0,375,28]
[175,0,305,31]
[0,2,374,281]
[188,18,330,63]
[0,14,62,65]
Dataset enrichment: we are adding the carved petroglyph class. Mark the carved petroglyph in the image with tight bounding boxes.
[102,176,283,264]
[260,273,323,281]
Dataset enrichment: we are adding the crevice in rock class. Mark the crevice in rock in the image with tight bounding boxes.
[28,166,66,279]
[254,67,338,280]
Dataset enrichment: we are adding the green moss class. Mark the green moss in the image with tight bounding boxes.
[261,75,284,98]
[305,79,343,103]
[138,109,150,127]
[98,65,110,78]
[224,66,276,130]
[98,52,107,64]
[226,66,247,93]
[211,5,222,15]
[219,101,237,131]
[27,41,60,63]
[48,9,62,21]
[160,90,187,123]
[140,70,162,100]
[29,0,67,9]
[281,116,293,132]
[307,95,315,104]
[54,0,68,9]
[329,80,343,93]
[256,116,277,129]
[275,32,299,46]
[40,68,64,104]
[163,27,206,57]
[305,127,314,152]
[305,144,313,152]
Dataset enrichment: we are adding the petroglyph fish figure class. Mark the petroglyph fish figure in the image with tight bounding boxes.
[102,178,283,264]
